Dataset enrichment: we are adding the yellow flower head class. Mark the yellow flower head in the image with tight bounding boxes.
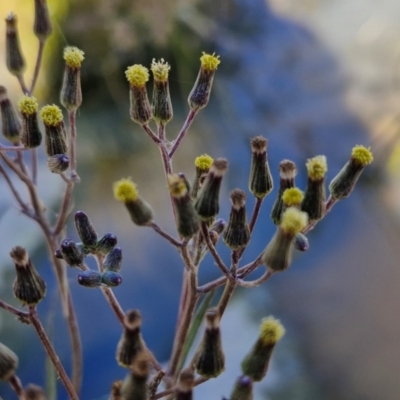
[282,187,304,206]
[259,316,285,345]
[125,65,149,87]
[200,52,220,71]
[113,178,138,202]
[18,95,38,115]
[280,207,308,235]
[63,46,85,68]
[195,154,214,171]
[40,105,63,126]
[306,155,327,180]
[151,58,170,82]
[168,174,187,197]
[352,145,373,166]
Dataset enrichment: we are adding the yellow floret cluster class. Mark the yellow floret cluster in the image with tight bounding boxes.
[40,104,63,126]
[168,174,187,197]
[200,52,221,71]
[63,46,85,68]
[113,178,139,202]
[151,58,171,82]
[18,95,38,115]
[125,65,149,87]
[280,207,308,235]
[195,154,214,171]
[259,316,285,345]
[306,155,327,180]
[352,145,374,166]
[282,187,304,206]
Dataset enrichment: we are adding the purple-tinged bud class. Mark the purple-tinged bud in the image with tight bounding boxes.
[74,211,98,248]
[101,271,123,287]
[47,154,69,174]
[96,233,118,256]
[230,375,253,400]
[60,238,85,267]
[77,271,102,288]
[103,247,122,272]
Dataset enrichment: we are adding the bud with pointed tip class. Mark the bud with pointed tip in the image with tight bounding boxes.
[5,13,26,77]
[0,342,18,381]
[10,246,46,306]
[194,308,225,378]
[151,58,173,124]
[77,271,102,288]
[0,86,21,144]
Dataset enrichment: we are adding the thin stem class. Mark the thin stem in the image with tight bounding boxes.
[180,242,196,272]
[53,180,74,235]
[28,307,79,400]
[168,109,197,158]
[29,40,45,95]
[100,287,125,326]
[0,144,25,151]
[17,75,28,94]
[149,222,182,247]
[68,110,80,181]
[142,124,162,144]
[151,377,208,399]
[236,269,273,288]
[0,299,29,323]
[249,197,263,233]
[8,375,26,400]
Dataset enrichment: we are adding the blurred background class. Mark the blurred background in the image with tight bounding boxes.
[0,0,399,399]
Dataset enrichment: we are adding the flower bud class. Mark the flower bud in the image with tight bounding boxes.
[33,0,52,40]
[262,207,308,272]
[293,232,309,252]
[188,52,220,111]
[168,174,200,239]
[120,350,151,400]
[151,58,173,124]
[25,383,46,400]
[10,246,46,306]
[5,13,26,77]
[194,158,228,221]
[77,270,102,288]
[301,155,327,222]
[74,211,98,248]
[230,375,253,400]
[47,154,69,174]
[125,65,152,125]
[194,308,225,378]
[116,310,146,368]
[18,95,42,148]
[96,233,118,256]
[103,247,122,272]
[113,178,154,226]
[101,271,123,287]
[40,104,68,156]
[60,47,84,111]
[191,154,214,199]
[60,238,85,267]
[223,189,250,250]
[0,86,21,144]
[176,367,195,400]
[270,160,297,225]
[241,316,285,382]
[249,136,273,198]
[0,342,18,381]
[329,145,373,200]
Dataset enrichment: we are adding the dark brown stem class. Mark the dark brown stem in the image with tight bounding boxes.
[68,110,80,181]
[8,375,26,399]
[168,109,197,158]
[28,307,79,400]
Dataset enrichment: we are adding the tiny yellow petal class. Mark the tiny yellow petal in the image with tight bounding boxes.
[282,187,304,206]
[18,95,38,115]
[63,46,84,68]
[113,178,138,202]
[200,52,220,71]
[259,316,285,345]
[40,105,63,126]
[151,58,170,82]
[352,145,373,166]
[195,154,214,170]
[306,155,327,180]
[280,207,308,235]
[125,65,149,87]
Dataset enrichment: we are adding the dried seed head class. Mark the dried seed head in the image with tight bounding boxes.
[0,342,18,381]
[5,13,26,76]
[77,270,102,288]
[33,0,52,40]
[188,52,220,111]
[0,86,21,144]
[10,246,46,306]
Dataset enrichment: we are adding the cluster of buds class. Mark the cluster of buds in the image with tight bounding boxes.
[56,211,122,288]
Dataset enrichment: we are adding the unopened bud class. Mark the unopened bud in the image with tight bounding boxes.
[0,86,21,144]
[103,247,122,272]
[293,232,309,252]
[230,375,253,400]
[10,246,46,306]
[249,136,273,198]
[168,174,200,239]
[96,233,118,256]
[176,367,195,400]
[74,211,98,248]
[0,342,18,381]
[188,52,220,111]
[47,154,69,174]
[60,238,85,267]
[194,158,228,221]
[151,58,173,124]
[101,271,123,287]
[33,0,52,40]
[271,160,297,224]
[25,383,46,400]
[40,105,68,156]
[241,316,285,382]
[77,271,102,288]
[223,189,250,250]
[194,308,225,378]
[5,13,26,77]
[18,96,42,148]
[113,178,154,226]
[125,65,152,125]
